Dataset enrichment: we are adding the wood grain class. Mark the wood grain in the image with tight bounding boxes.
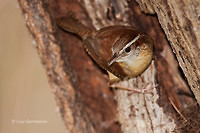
[18,0,198,132]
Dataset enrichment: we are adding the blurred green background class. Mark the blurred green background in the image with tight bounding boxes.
[0,1,66,133]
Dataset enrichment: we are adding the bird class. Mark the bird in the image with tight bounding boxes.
[57,12,153,93]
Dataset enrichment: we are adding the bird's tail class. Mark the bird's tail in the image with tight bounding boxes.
[56,12,93,38]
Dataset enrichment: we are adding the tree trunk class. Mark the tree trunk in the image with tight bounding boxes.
[18,0,200,133]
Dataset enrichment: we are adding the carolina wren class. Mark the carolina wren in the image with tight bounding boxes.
[57,12,153,92]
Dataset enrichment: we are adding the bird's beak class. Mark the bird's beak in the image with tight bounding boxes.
[108,53,119,66]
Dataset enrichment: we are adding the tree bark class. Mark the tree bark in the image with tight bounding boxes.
[136,0,200,108]
[18,0,199,133]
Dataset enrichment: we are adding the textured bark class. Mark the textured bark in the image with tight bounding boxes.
[136,0,200,105]
[18,0,199,133]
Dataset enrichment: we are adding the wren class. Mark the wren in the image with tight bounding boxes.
[57,12,153,93]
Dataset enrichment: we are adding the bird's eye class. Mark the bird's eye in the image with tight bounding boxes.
[125,47,131,53]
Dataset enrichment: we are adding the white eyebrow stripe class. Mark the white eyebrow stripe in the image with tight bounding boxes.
[119,34,140,54]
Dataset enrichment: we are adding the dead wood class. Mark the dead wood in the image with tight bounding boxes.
[18,0,199,132]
